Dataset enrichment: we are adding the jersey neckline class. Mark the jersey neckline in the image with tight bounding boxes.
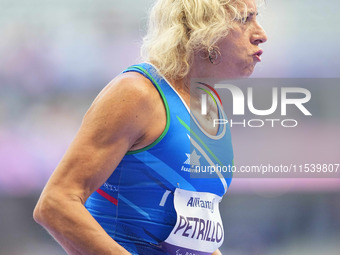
[145,62,227,141]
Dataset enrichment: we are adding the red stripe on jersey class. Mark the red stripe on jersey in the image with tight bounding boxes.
[197,82,223,106]
[96,189,118,205]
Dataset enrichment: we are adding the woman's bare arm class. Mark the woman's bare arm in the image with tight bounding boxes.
[212,249,223,255]
[33,72,166,255]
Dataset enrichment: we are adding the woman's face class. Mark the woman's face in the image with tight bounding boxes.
[219,0,267,78]
[194,0,267,79]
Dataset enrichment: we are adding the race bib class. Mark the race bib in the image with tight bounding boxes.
[160,189,224,255]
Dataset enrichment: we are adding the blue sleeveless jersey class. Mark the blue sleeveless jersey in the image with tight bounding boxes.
[85,63,234,255]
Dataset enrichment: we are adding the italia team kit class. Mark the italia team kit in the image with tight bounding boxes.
[85,63,234,255]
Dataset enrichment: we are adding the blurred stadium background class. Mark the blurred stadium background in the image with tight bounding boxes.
[0,0,339,254]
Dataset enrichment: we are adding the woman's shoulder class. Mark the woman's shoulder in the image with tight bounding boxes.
[82,68,166,147]
[91,70,159,111]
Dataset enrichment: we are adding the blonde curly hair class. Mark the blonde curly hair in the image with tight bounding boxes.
[141,0,262,80]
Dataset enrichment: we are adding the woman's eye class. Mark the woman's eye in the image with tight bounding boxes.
[237,16,249,24]
[240,12,258,24]
[242,16,250,23]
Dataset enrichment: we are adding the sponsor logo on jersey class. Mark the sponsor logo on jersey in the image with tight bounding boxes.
[181,149,201,173]
[187,196,215,213]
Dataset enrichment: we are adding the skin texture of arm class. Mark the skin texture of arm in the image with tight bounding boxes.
[33,72,167,255]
